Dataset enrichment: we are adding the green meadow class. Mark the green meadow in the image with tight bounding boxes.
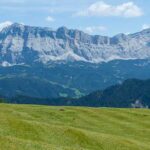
[0,104,150,150]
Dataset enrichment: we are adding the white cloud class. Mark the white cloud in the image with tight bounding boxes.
[0,21,13,31]
[46,16,55,22]
[76,1,143,18]
[142,24,150,30]
[84,26,107,34]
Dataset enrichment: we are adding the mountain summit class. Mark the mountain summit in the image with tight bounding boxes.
[0,23,150,66]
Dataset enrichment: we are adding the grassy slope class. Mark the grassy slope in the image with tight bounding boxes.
[0,104,150,150]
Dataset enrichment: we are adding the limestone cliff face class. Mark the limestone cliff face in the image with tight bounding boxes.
[0,23,150,66]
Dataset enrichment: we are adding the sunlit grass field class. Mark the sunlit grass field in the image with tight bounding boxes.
[0,104,150,150]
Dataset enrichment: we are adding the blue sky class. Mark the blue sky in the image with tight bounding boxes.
[0,0,149,36]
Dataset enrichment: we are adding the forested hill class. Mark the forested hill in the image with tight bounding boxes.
[4,79,150,108]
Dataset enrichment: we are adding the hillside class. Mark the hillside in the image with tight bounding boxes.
[0,104,150,150]
[1,60,150,99]
[0,75,78,98]
[76,79,150,108]
[6,78,150,108]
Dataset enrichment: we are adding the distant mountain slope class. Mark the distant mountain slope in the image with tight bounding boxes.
[1,59,150,99]
[0,23,150,65]
[76,79,150,108]
[6,78,150,108]
[0,76,78,98]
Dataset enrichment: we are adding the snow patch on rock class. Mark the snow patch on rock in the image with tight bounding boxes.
[0,21,13,31]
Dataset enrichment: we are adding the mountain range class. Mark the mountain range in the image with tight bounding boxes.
[0,23,150,66]
[0,23,150,104]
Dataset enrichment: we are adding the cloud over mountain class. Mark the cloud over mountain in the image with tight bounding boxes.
[76,1,143,18]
